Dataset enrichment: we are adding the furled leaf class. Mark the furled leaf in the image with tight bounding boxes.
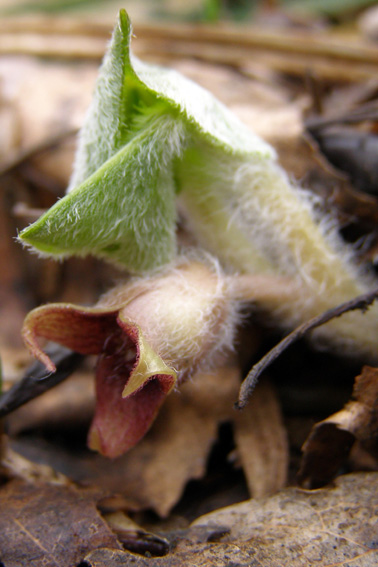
[19,10,378,357]
[19,9,272,272]
[298,365,378,488]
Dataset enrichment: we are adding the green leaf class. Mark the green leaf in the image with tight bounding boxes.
[19,9,272,272]
[22,113,182,270]
[18,10,378,358]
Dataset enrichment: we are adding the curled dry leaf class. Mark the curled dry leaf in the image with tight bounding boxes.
[233,380,288,498]
[103,511,169,557]
[298,365,378,488]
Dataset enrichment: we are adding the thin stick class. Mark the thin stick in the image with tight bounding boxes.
[305,102,378,132]
[0,345,82,418]
[236,288,378,409]
[0,19,376,82]
[1,17,377,65]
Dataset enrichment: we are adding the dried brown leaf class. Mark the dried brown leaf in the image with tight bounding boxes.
[0,56,97,173]
[0,443,69,485]
[233,380,288,498]
[84,473,378,567]
[352,366,378,446]
[299,365,378,488]
[9,364,241,517]
[0,480,121,567]
[103,511,169,557]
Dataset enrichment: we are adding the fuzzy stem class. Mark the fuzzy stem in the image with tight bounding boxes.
[227,274,301,310]
[180,144,378,357]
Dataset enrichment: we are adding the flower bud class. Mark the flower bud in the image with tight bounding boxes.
[22,257,239,457]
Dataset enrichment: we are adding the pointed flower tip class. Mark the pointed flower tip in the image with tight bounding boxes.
[121,371,177,399]
[22,312,57,373]
[21,302,121,375]
[120,324,177,398]
[91,352,175,458]
[87,427,102,454]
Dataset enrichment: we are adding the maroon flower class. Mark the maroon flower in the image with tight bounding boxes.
[22,260,238,458]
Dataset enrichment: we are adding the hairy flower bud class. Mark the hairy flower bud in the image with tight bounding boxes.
[22,257,239,457]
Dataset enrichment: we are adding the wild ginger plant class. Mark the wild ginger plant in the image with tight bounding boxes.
[19,10,378,456]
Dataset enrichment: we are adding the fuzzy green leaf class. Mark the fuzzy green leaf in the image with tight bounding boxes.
[22,113,182,270]
[19,9,272,272]
[18,10,378,358]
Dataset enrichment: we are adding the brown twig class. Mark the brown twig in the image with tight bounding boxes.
[1,16,377,63]
[0,17,376,81]
[0,345,82,418]
[236,288,378,409]
[305,101,378,132]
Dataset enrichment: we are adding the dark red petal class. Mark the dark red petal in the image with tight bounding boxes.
[22,304,120,371]
[88,346,173,458]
